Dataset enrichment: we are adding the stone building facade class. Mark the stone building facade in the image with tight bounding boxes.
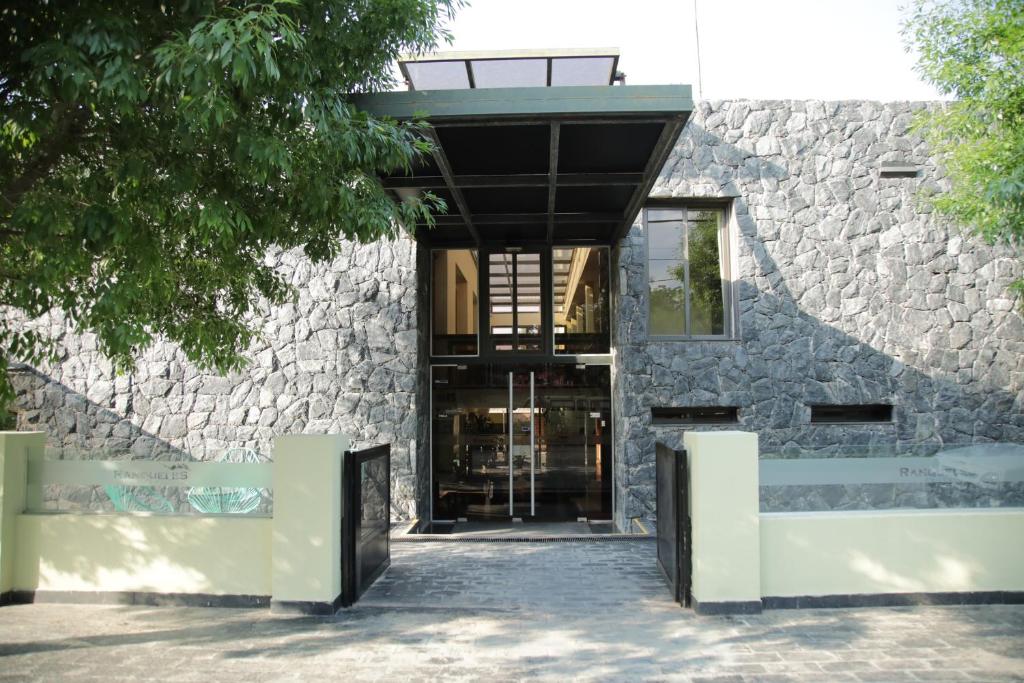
[613,100,1024,527]
[11,99,1024,528]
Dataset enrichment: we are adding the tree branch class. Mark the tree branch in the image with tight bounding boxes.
[0,103,89,213]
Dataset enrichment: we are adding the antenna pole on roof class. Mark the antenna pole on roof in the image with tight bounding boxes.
[693,0,704,100]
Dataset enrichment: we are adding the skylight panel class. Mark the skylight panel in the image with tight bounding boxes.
[550,57,615,86]
[470,58,548,88]
[400,50,620,91]
[403,60,470,90]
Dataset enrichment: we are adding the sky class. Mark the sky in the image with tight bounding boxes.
[423,0,945,101]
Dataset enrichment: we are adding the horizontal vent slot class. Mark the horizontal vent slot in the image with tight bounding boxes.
[810,404,893,424]
[651,406,739,425]
[880,163,919,178]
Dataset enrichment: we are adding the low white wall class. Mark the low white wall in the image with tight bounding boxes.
[14,513,273,596]
[761,508,1024,597]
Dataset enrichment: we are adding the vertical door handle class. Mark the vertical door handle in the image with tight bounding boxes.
[530,371,535,518]
[508,371,513,518]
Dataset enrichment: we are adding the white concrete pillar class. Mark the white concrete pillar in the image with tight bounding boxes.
[0,432,45,599]
[270,433,349,615]
[683,430,762,614]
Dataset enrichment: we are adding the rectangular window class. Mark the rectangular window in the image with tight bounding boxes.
[432,249,479,356]
[553,246,610,354]
[651,406,739,425]
[810,404,893,424]
[646,205,732,339]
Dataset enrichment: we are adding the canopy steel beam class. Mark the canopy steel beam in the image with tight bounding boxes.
[423,128,480,245]
[546,122,560,243]
[613,115,688,243]
[431,211,620,226]
[383,172,642,190]
[352,84,692,121]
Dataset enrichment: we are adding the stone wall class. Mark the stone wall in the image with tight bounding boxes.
[613,100,1024,529]
[11,238,423,518]
[11,99,1024,527]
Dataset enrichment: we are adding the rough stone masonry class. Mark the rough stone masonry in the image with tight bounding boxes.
[612,100,1024,527]
[10,100,1024,525]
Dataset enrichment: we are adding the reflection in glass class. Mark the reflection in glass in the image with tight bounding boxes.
[431,364,611,520]
[648,260,686,336]
[554,247,610,354]
[489,251,542,352]
[432,250,479,355]
[688,211,725,335]
[647,221,685,259]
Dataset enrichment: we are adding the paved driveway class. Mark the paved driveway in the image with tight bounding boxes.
[1,540,1023,682]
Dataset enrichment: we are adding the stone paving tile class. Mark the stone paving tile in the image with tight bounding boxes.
[1,541,1023,681]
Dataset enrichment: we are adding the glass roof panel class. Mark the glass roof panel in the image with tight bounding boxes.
[550,57,615,86]
[403,61,470,90]
[471,58,548,88]
[400,49,620,91]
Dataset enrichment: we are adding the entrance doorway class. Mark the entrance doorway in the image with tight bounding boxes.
[431,364,611,521]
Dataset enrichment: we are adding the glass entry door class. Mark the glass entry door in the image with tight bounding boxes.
[431,364,611,521]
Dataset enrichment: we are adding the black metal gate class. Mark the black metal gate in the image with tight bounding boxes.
[341,444,391,607]
[656,442,691,607]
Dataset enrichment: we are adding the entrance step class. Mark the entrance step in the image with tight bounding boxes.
[394,520,652,542]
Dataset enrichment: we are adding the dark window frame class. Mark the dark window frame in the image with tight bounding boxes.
[643,201,737,341]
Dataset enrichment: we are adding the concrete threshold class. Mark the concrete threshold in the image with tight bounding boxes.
[391,519,654,542]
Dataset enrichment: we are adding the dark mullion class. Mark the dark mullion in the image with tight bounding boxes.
[465,60,476,89]
[511,253,519,351]
[479,246,491,353]
[546,57,552,87]
[542,245,554,355]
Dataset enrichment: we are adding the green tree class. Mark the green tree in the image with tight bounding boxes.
[0,0,457,412]
[904,0,1024,293]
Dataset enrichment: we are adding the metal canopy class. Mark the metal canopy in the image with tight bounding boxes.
[353,64,693,246]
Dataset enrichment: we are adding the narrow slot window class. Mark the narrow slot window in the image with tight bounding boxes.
[651,406,739,425]
[810,404,893,424]
[879,162,919,178]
